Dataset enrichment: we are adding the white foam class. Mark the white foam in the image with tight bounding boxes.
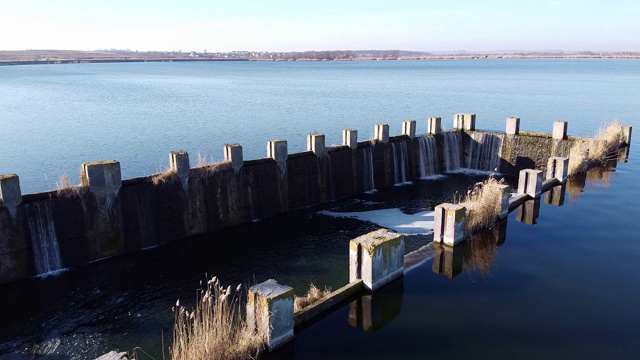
[446,168,503,176]
[319,208,435,235]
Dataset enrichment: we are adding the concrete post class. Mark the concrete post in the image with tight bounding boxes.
[517,169,543,197]
[349,229,404,291]
[170,151,190,191]
[343,129,358,149]
[497,184,511,219]
[307,133,326,155]
[546,157,569,183]
[0,174,22,219]
[545,184,566,206]
[247,279,294,350]
[374,124,389,143]
[402,120,416,138]
[427,117,442,135]
[506,117,520,135]
[268,140,288,173]
[433,203,466,246]
[454,114,464,130]
[553,121,568,140]
[82,160,122,210]
[224,144,244,172]
[454,114,476,130]
[621,126,632,146]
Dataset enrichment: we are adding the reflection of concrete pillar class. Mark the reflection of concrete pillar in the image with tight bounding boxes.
[348,278,404,332]
[553,121,568,140]
[343,129,358,149]
[428,117,442,135]
[620,126,632,146]
[516,198,540,225]
[495,218,508,246]
[0,174,22,219]
[517,169,543,197]
[546,157,569,183]
[374,124,389,143]
[349,229,404,291]
[307,133,326,155]
[506,117,520,135]
[545,184,566,206]
[433,203,466,246]
[402,120,416,138]
[82,160,122,211]
[247,279,294,350]
[432,243,463,279]
[268,140,288,173]
[618,146,629,163]
[170,151,190,191]
[224,144,244,172]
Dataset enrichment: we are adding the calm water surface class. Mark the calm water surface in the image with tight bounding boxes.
[0,60,638,359]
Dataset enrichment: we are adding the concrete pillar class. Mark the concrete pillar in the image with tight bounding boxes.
[224,144,244,172]
[0,174,22,219]
[546,157,569,183]
[506,117,520,135]
[343,129,358,149]
[247,279,294,350]
[307,133,326,155]
[82,160,122,211]
[170,151,190,191]
[433,203,466,246]
[454,113,476,130]
[432,243,463,279]
[516,199,540,225]
[454,114,464,130]
[545,184,566,206]
[553,121,568,140]
[517,169,543,197]
[268,140,288,173]
[621,126,632,146]
[402,120,416,138]
[374,124,389,143]
[497,184,511,219]
[427,116,442,135]
[349,229,404,291]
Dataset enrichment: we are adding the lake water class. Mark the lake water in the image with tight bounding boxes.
[0,60,639,359]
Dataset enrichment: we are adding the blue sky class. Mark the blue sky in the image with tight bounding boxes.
[1,0,638,51]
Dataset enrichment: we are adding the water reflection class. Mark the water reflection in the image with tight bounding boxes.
[545,184,566,206]
[348,278,404,332]
[515,198,541,225]
[618,146,629,163]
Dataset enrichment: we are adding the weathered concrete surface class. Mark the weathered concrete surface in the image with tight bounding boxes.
[553,121,568,140]
[547,157,569,183]
[497,132,573,176]
[518,169,543,198]
[349,229,405,291]
[433,203,466,246]
[343,129,358,149]
[294,280,363,329]
[224,144,244,172]
[307,133,325,155]
[169,151,190,192]
[402,120,416,138]
[506,117,520,135]
[0,174,22,219]
[428,116,442,135]
[247,279,294,350]
[374,124,389,143]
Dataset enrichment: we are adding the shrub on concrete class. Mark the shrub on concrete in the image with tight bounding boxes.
[457,177,504,235]
[294,283,332,312]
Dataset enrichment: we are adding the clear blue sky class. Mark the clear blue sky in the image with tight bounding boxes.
[1,0,638,52]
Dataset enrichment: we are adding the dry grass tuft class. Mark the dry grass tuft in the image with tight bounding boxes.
[196,153,215,168]
[594,120,622,158]
[456,177,505,235]
[150,168,178,186]
[192,161,232,180]
[567,139,590,176]
[294,283,332,312]
[170,276,266,360]
[56,173,88,198]
[569,120,623,176]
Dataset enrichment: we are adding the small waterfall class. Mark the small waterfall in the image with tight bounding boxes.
[443,132,462,172]
[25,202,63,275]
[418,136,439,178]
[363,146,375,192]
[467,132,504,172]
[391,141,409,185]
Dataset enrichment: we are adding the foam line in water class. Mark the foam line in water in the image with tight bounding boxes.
[319,208,434,235]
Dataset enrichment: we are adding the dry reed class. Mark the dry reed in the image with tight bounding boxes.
[456,177,505,235]
[293,283,332,312]
[567,139,590,176]
[150,168,177,186]
[568,120,623,176]
[170,276,266,360]
[56,173,88,198]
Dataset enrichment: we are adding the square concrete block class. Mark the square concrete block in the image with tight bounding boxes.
[428,116,442,135]
[402,120,416,138]
[307,133,325,155]
[349,229,404,291]
[82,160,122,194]
[224,144,244,171]
[517,169,543,197]
[343,129,358,149]
[553,121,568,140]
[374,124,389,143]
[433,203,466,246]
[247,279,294,350]
[506,117,520,135]
[546,157,569,183]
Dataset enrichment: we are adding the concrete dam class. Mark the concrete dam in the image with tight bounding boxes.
[0,115,630,284]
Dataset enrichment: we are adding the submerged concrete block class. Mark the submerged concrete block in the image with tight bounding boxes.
[621,126,632,146]
[547,157,569,183]
[402,120,416,138]
[497,184,511,219]
[428,116,442,135]
[343,129,358,149]
[0,174,22,219]
[247,279,294,350]
[307,133,326,155]
[374,124,389,143]
[553,121,568,140]
[268,139,288,173]
[506,117,520,135]
[433,203,466,246]
[82,161,121,208]
[224,144,244,172]
[517,169,543,197]
[170,151,190,191]
[349,229,405,291]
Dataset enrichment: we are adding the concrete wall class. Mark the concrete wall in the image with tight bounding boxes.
[0,120,586,284]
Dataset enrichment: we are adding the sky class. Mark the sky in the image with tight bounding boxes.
[1,0,639,52]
